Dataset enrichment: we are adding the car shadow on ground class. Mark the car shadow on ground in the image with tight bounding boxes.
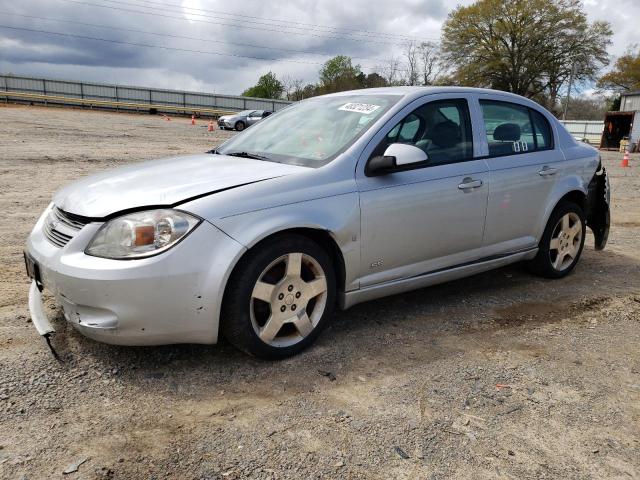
[44,246,640,394]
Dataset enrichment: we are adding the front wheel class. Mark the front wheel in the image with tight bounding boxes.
[234,121,245,132]
[529,201,586,278]
[221,235,336,359]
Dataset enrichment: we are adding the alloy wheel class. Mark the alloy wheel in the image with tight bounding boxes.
[549,212,583,271]
[250,252,328,348]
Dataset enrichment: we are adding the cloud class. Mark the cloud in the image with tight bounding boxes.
[0,0,636,95]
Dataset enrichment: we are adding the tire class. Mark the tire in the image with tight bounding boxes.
[529,201,586,279]
[221,234,336,359]
[234,121,245,132]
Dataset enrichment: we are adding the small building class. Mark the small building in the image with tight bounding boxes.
[601,91,640,151]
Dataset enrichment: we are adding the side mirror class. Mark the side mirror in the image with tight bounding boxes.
[366,143,428,176]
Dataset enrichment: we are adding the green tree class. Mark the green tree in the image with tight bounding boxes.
[442,0,611,104]
[242,72,284,99]
[318,56,362,93]
[597,46,640,92]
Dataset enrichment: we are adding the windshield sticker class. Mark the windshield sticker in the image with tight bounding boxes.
[338,103,381,114]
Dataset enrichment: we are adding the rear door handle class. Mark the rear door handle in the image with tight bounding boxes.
[458,178,483,190]
[538,166,558,177]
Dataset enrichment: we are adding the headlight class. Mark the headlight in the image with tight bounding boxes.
[85,209,200,259]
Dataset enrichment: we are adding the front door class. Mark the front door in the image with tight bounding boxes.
[356,97,489,287]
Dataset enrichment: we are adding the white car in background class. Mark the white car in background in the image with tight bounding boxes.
[217,109,272,131]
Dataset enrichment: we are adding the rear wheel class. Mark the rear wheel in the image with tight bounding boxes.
[234,121,245,132]
[221,235,336,359]
[529,201,586,278]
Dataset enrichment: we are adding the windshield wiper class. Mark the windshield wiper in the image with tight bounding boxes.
[224,151,271,161]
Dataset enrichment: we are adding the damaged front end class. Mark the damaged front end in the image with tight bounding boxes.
[585,160,610,250]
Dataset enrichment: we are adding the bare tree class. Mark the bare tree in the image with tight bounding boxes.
[290,78,305,100]
[279,75,306,101]
[380,56,402,85]
[418,41,444,85]
[403,41,420,86]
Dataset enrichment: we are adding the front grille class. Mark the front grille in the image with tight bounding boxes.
[43,207,88,248]
[51,206,87,230]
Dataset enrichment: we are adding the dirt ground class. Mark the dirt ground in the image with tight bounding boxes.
[0,104,639,480]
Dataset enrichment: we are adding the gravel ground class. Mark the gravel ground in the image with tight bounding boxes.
[0,104,639,479]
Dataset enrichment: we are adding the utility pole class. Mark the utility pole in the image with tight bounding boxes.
[562,63,576,121]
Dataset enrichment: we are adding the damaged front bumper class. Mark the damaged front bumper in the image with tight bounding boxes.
[24,210,246,352]
[586,161,610,250]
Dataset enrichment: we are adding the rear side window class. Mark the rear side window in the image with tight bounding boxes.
[530,109,553,150]
[480,100,554,157]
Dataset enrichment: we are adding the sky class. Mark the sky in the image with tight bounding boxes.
[0,0,637,96]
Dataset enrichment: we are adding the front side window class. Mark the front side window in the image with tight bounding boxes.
[480,100,553,156]
[373,98,473,165]
[217,94,401,167]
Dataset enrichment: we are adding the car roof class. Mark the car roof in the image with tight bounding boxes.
[323,86,531,103]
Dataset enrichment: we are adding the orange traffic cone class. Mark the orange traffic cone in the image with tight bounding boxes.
[191,115,196,126]
[621,150,630,168]
[207,120,214,132]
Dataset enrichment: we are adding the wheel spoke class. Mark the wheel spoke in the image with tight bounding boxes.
[252,281,275,302]
[549,238,560,250]
[561,214,570,231]
[259,316,283,343]
[553,251,566,270]
[292,310,314,337]
[304,277,327,298]
[569,223,582,237]
[286,253,302,278]
[568,242,580,258]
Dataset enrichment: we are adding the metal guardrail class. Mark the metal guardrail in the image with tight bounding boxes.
[0,91,237,116]
[0,74,292,117]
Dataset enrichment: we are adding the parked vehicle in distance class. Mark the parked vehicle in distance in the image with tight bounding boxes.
[25,87,610,359]
[217,109,272,131]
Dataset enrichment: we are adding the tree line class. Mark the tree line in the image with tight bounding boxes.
[242,0,640,119]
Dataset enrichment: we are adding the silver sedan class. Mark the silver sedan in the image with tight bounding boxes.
[217,109,272,131]
[25,87,610,359]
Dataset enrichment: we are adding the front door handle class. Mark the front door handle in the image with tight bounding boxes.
[458,178,483,190]
[538,166,558,177]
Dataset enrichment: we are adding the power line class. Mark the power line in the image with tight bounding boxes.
[57,0,437,46]
[2,12,387,62]
[114,0,436,43]
[0,24,385,69]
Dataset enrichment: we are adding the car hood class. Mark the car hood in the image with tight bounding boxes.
[53,153,310,218]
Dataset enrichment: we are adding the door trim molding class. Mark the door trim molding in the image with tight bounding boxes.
[339,247,537,310]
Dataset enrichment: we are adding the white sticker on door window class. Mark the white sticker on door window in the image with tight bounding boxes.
[338,103,381,114]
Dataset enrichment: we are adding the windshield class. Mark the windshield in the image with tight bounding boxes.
[216,94,401,167]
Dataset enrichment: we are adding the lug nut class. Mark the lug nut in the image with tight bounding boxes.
[291,304,297,311]
[278,293,284,300]
[295,292,301,298]
[280,306,286,312]
[287,285,293,292]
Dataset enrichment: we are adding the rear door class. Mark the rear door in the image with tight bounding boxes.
[477,97,561,255]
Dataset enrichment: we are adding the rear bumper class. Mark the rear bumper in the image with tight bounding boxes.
[25,208,246,346]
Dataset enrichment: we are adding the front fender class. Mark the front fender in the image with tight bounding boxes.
[212,192,362,292]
